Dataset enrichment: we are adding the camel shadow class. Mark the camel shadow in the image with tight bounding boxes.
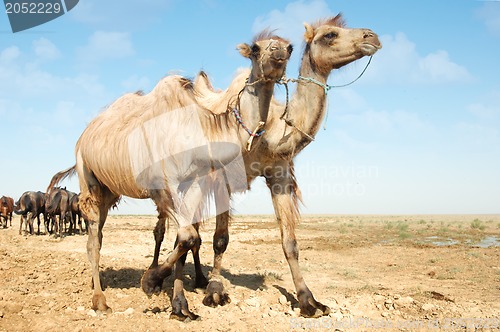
[274,285,299,309]
[101,267,144,289]
[101,262,265,292]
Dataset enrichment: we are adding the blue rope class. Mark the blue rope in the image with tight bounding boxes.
[231,107,266,137]
[297,76,332,95]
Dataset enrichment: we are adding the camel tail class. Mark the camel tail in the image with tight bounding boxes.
[47,165,76,193]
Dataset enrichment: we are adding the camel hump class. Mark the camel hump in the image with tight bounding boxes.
[193,68,250,115]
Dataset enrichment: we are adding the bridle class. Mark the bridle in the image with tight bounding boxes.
[277,55,373,141]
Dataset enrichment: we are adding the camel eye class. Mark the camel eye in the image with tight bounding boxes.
[324,32,337,39]
[251,44,260,55]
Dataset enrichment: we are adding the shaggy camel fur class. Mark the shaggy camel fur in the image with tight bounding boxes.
[47,32,293,320]
[193,14,381,317]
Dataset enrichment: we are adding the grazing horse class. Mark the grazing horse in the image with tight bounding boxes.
[15,191,46,235]
[0,196,14,228]
[45,188,71,237]
[69,193,87,234]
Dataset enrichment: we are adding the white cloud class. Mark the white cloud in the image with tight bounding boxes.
[365,33,473,84]
[417,50,472,83]
[69,0,172,30]
[33,38,61,61]
[468,102,500,121]
[0,46,21,63]
[77,31,134,63]
[252,0,334,45]
[453,122,499,146]
[467,90,500,121]
[335,106,433,144]
[476,2,500,37]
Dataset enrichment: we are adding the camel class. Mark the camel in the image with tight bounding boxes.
[47,31,293,320]
[192,14,382,317]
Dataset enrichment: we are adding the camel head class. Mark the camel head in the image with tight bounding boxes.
[303,14,381,72]
[237,31,293,82]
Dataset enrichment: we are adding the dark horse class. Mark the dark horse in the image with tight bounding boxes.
[0,196,14,228]
[15,191,47,235]
[45,188,71,237]
[69,193,87,234]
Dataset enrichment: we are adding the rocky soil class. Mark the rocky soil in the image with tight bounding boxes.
[1,214,499,331]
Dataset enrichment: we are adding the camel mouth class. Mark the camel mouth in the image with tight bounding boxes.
[270,58,288,68]
[359,42,381,56]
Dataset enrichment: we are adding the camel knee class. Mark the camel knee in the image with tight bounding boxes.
[176,226,199,251]
[213,232,229,255]
[153,219,166,241]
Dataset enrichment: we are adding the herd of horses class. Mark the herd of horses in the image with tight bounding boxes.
[0,189,87,236]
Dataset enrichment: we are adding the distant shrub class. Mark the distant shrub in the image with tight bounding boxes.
[470,219,486,231]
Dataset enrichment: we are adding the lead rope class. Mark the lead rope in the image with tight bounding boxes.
[279,55,373,136]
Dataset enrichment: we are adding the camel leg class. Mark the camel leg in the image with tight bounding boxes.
[150,214,166,269]
[80,174,118,312]
[267,167,330,318]
[86,206,110,312]
[141,224,199,297]
[172,221,208,289]
[150,213,207,289]
[203,210,231,307]
[191,222,209,288]
[169,226,200,321]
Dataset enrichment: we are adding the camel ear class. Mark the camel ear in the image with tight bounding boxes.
[237,43,252,58]
[303,22,315,43]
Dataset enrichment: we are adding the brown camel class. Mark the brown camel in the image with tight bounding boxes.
[47,32,293,320]
[193,14,381,317]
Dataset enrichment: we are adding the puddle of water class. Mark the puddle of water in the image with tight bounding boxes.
[423,236,459,247]
[471,236,500,248]
[421,236,500,248]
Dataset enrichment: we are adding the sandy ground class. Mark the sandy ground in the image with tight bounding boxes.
[0,214,499,332]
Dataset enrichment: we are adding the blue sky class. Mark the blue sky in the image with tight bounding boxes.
[1,0,499,215]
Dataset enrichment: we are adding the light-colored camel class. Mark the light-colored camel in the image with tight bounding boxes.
[194,14,381,317]
[47,32,293,320]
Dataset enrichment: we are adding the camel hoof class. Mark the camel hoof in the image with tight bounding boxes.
[169,311,200,321]
[202,280,230,307]
[92,294,112,313]
[299,302,330,318]
[141,268,166,296]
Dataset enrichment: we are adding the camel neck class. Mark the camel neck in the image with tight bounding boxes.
[236,76,275,144]
[269,49,331,157]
